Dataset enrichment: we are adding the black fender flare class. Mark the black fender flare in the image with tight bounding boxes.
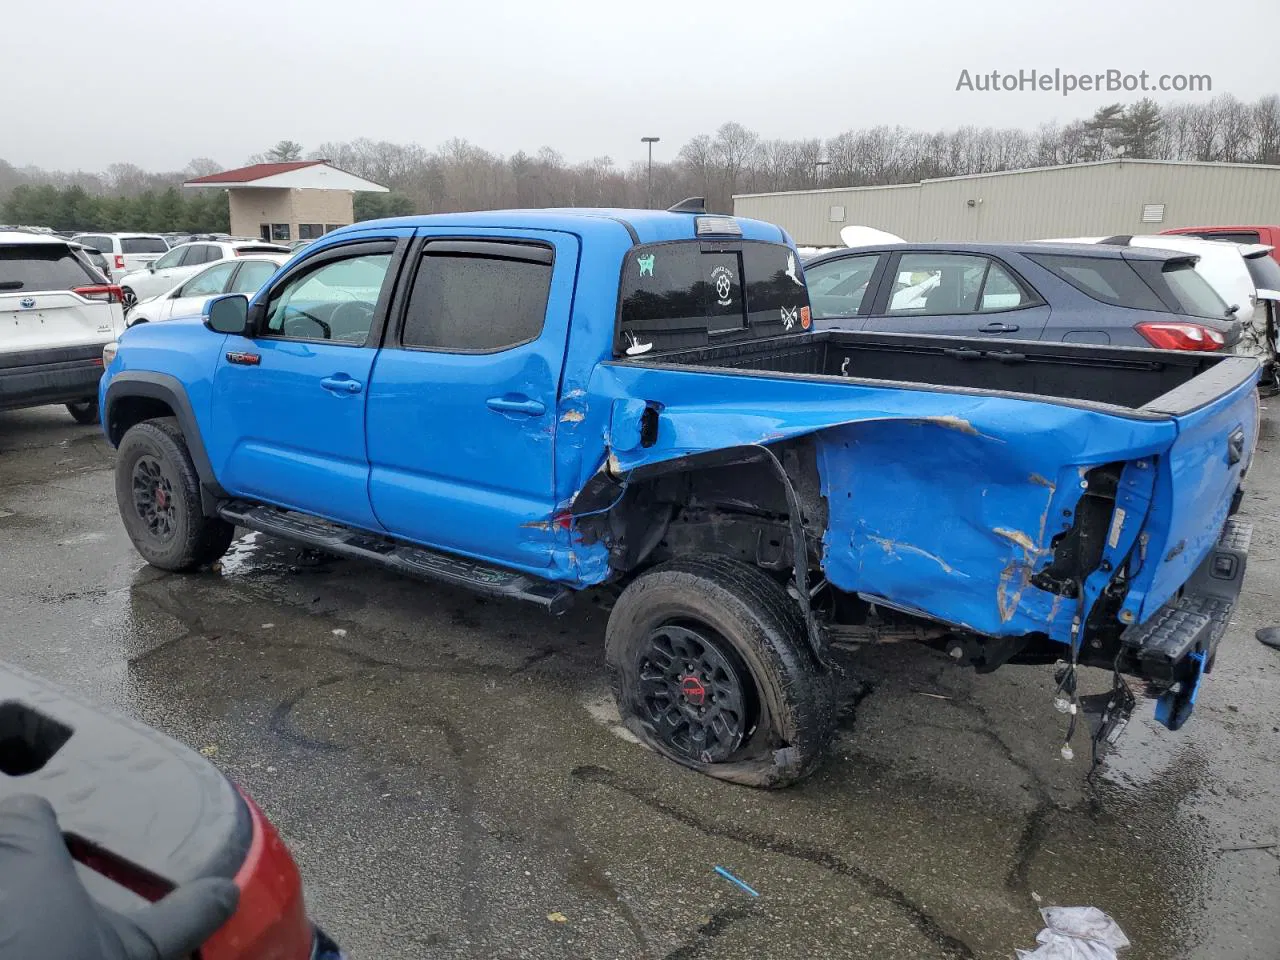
[104,372,228,507]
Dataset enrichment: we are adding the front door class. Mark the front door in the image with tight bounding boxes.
[864,251,1050,340]
[365,230,578,570]
[207,237,403,529]
[165,260,237,320]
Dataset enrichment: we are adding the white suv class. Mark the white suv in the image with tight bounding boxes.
[69,233,169,283]
[0,232,127,423]
[117,239,291,309]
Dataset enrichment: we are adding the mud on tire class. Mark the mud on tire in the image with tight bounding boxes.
[114,419,234,571]
[605,555,836,788]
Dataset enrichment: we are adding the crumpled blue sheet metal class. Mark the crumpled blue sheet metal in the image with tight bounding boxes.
[590,362,1179,642]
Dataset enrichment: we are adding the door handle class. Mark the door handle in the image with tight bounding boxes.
[320,375,363,395]
[486,396,545,416]
[979,322,1019,333]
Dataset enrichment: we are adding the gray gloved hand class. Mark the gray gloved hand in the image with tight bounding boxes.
[0,793,240,960]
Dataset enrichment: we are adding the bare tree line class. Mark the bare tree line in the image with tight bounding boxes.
[4,94,1280,218]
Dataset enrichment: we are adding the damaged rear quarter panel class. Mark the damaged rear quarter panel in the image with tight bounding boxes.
[588,363,1177,640]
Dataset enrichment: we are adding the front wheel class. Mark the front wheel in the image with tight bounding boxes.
[66,399,99,425]
[605,556,836,788]
[114,420,234,571]
[121,287,137,311]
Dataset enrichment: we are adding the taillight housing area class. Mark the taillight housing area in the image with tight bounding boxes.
[113,254,125,270]
[73,284,124,304]
[1135,321,1226,351]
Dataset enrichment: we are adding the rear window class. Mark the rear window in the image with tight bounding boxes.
[1244,253,1280,291]
[1187,230,1261,244]
[1161,262,1230,319]
[232,244,289,255]
[0,244,98,291]
[618,240,809,355]
[120,237,168,254]
[1027,253,1166,311]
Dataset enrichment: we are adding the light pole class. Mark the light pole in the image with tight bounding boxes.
[641,136,660,207]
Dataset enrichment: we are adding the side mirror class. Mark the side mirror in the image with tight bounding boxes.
[205,294,249,335]
[148,262,156,273]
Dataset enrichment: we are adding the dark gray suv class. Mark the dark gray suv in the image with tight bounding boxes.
[804,241,1240,351]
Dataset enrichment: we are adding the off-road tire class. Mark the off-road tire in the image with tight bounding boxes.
[114,419,234,571]
[606,555,837,788]
[65,400,99,425]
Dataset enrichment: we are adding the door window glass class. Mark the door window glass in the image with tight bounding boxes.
[152,246,187,270]
[885,253,986,316]
[179,261,236,297]
[804,254,881,318]
[978,262,1033,312]
[402,249,552,351]
[229,260,279,294]
[264,253,392,343]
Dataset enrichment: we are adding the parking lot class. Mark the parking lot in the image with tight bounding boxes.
[0,403,1277,960]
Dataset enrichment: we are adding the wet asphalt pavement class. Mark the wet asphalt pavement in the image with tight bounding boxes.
[1,404,1279,960]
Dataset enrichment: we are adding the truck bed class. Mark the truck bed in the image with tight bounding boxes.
[637,330,1246,414]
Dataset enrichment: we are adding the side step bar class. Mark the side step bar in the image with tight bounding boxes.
[217,501,573,614]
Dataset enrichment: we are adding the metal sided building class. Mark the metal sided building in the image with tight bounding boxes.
[732,159,1280,246]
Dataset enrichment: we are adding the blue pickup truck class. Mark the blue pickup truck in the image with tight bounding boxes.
[99,204,1260,787]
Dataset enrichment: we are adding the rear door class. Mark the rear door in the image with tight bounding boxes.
[0,242,120,354]
[863,251,1050,339]
[365,229,578,569]
[208,236,407,529]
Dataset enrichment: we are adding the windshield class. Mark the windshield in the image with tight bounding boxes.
[617,240,809,355]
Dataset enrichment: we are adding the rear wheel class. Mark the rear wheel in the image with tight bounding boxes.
[114,420,234,571]
[65,399,99,425]
[606,555,836,788]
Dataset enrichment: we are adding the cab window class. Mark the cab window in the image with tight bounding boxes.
[264,252,392,344]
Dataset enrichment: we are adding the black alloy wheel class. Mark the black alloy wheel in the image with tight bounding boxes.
[131,454,177,540]
[635,623,753,763]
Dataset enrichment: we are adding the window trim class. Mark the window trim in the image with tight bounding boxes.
[253,238,403,349]
[868,250,1044,318]
[389,237,557,356]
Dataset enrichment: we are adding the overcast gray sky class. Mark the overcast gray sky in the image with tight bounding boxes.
[6,0,1276,172]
